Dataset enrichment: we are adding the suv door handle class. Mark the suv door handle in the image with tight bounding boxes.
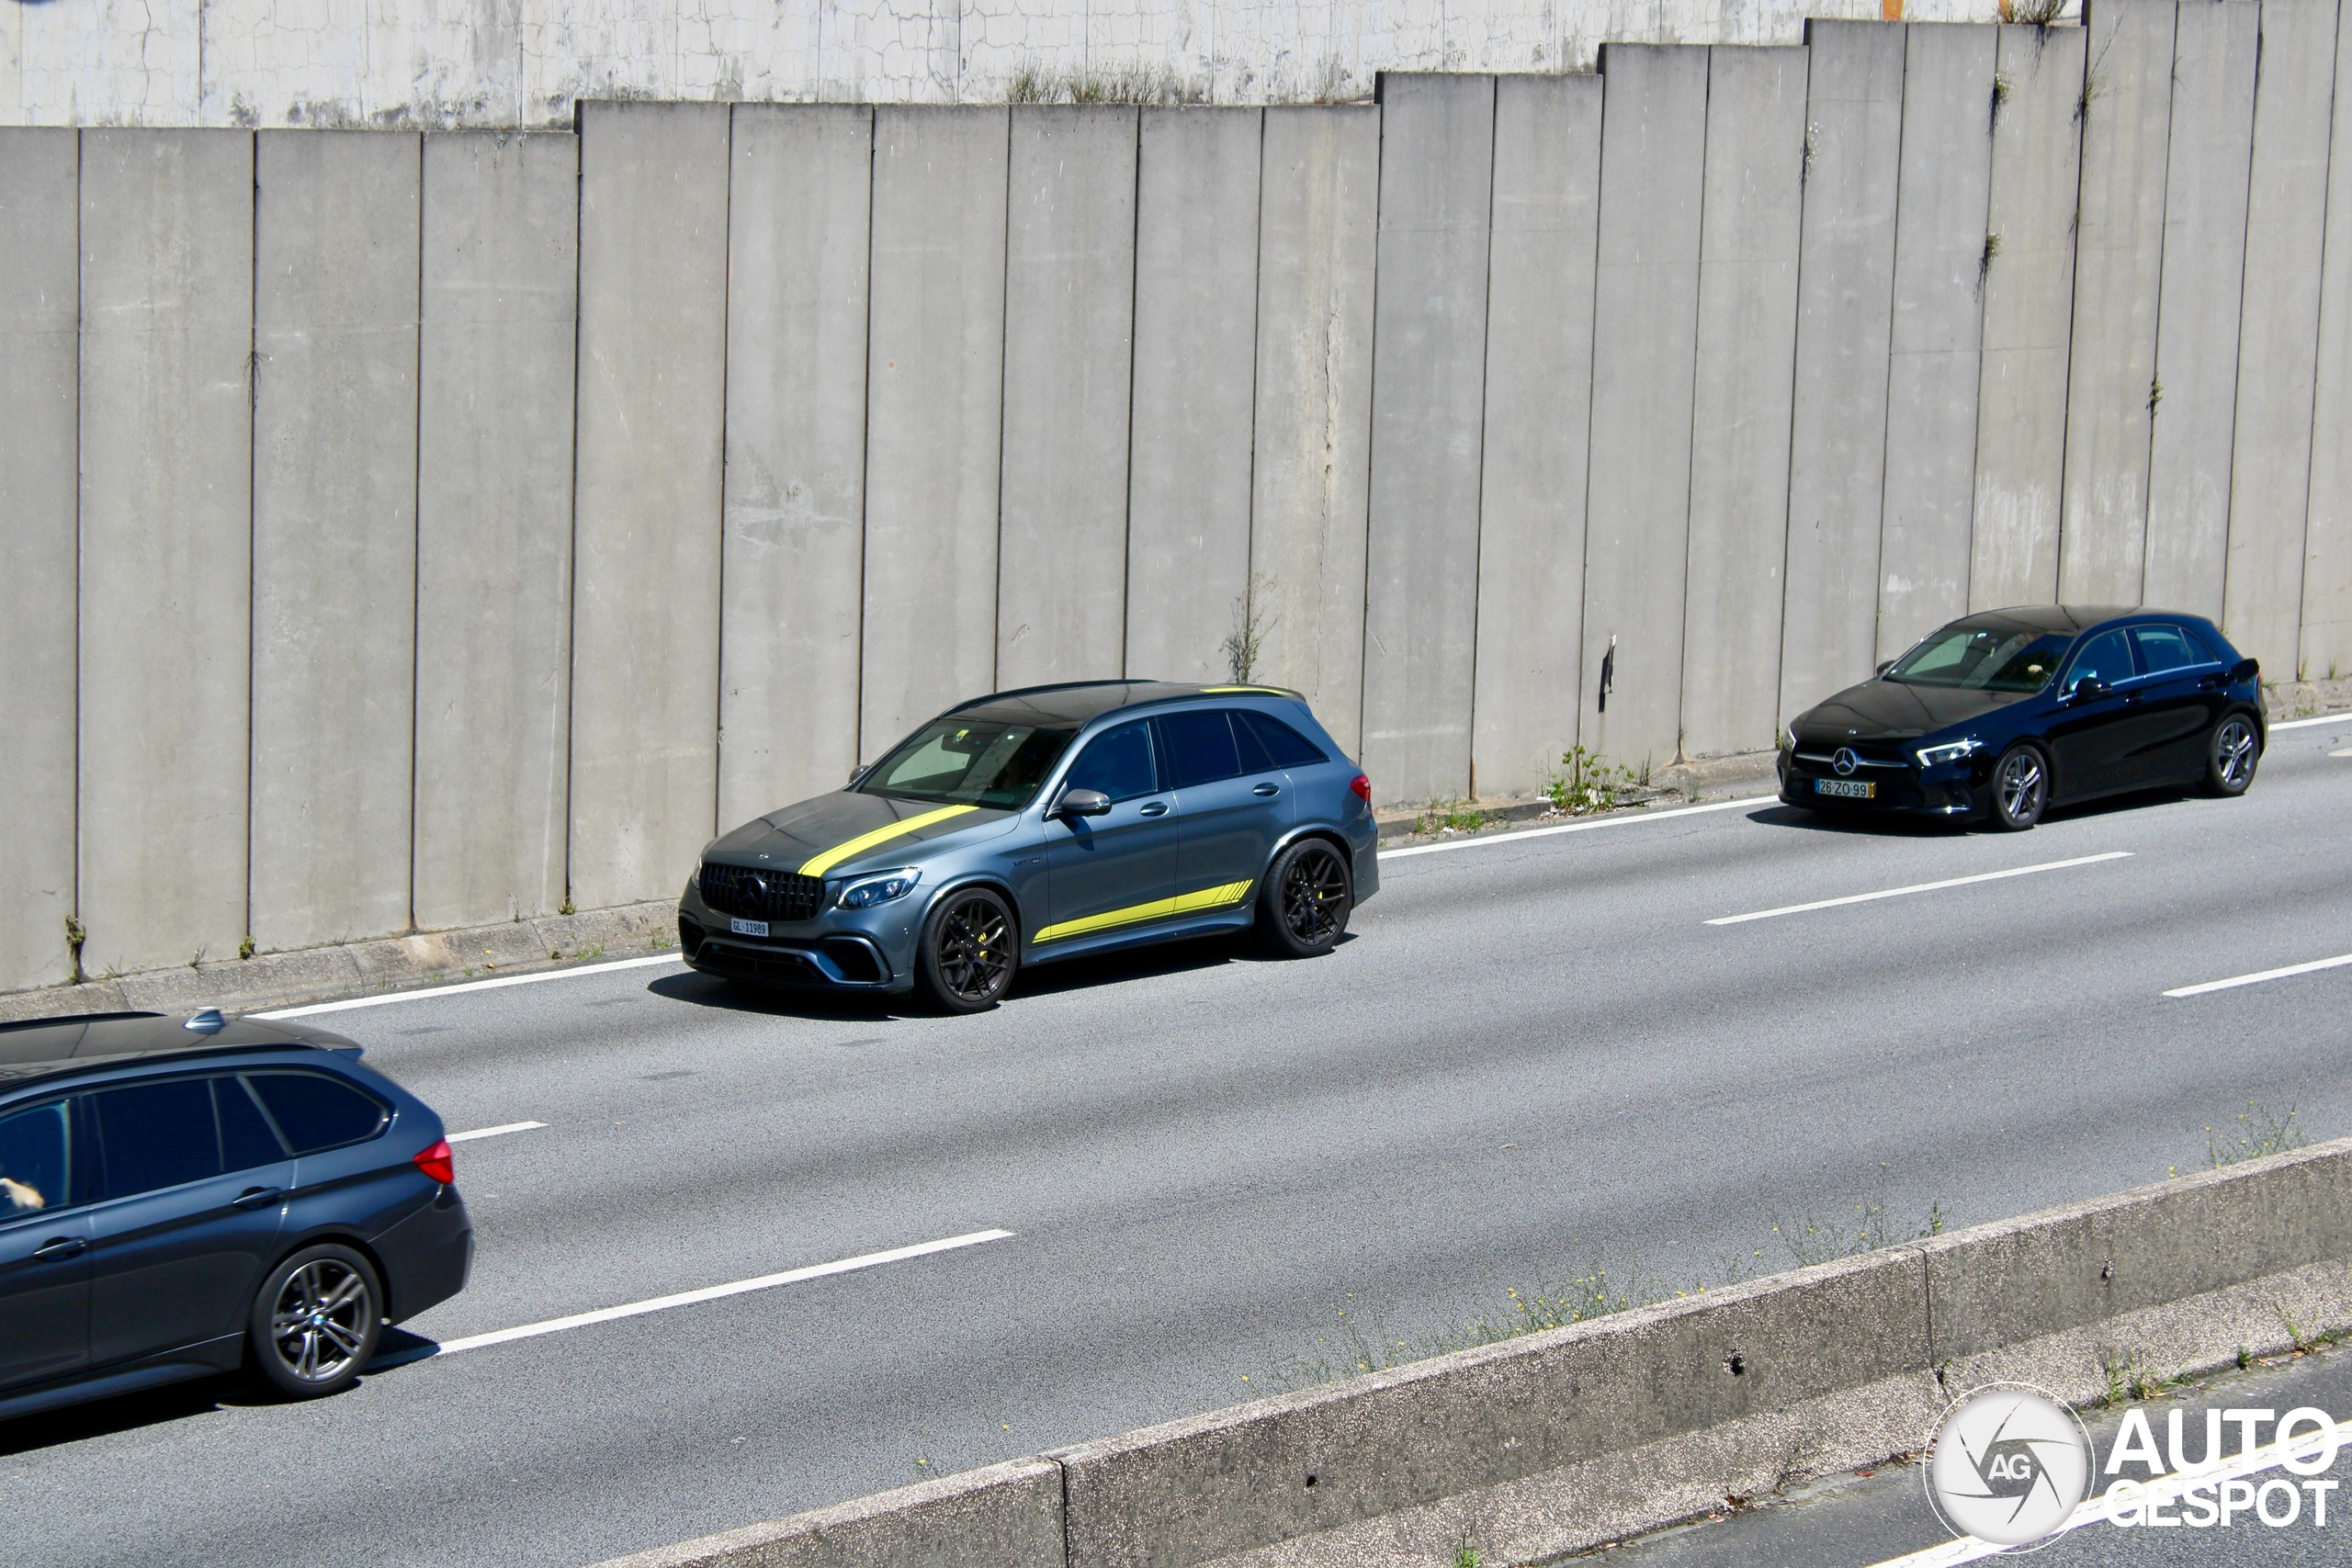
[232,1187,284,1211]
[1251,782,1281,796]
[32,1236,85,1260]
[1137,802,1170,818]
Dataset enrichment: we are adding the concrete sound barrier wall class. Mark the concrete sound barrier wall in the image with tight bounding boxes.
[594,1134,2352,1568]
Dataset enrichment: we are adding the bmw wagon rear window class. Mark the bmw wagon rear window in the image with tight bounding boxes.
[247,1073,390,1156]
[862,718,1078,809]
[1886,628,2070,693]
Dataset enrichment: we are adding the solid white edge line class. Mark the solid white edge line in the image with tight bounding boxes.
[2268,712,2351,731]
[371,1229,1015,1369]
[445,1121,548,1144]
[255,952,686,1019]
[1862,1417,2352,1567]
[2164,952,2352,998]
[1705,852,2134,926]
[1381,793,1773,860]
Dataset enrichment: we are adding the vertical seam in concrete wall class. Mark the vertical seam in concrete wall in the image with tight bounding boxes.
[72,128,84,976]
[854,108,878,764]
[563,119,587,912]
[2287,9,2342,657]
[1960,69,1994,628]
[1872,25,1911,662]
[243,130,260,954]
[713,107,740,834]
[2140,24,2184,608]
[1240,109,1267,650]
[1357,91,1388,757]
[2213,18,2266,622]
[1464,80,1501,795]
[407,130,425,934]
[991,111,1014,694]
[1772,44,1815,733]
[1119,108,1145,681]
[2051,25,2093,599]
[1677,56,1720,762]
[1580,62,1611,730]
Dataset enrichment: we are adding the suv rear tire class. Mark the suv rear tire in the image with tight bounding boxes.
[248,1243,383,1399]
[1257,840,1352,957]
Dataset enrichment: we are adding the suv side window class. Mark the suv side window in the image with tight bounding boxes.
[246,1073,390,1156]
[0,1100,72,1215]
[2132,624,2205,674]
[89,1078,223,1198]
[1234,711,1328,769]
[2067,629,2136,689]
[1061,720,1158,803]
[1156,711,1244,788]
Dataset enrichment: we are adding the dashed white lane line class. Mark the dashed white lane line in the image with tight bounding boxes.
[1381,794,1772,861]
[446,1121,548,1144]
[255,953,686,1020]
[1705,852,2134,926]
[2164,952,2352,998]
[370,1229,1016,1370]
[2269,713,2350,731]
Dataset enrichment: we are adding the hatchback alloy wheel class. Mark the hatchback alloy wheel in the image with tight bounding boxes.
[1990,745,2047,831]
[2207,716,2259,795]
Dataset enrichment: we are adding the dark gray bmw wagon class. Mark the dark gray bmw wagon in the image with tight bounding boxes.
[0,1010,472,1420]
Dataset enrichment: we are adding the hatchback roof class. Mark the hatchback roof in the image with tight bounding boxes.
[0,1011,337,1089]
[945,680,1305,727]
[1953,604,2146,637]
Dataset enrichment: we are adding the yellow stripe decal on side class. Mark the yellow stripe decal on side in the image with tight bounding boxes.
[1032,880,1255,946]
[797,804,980,877]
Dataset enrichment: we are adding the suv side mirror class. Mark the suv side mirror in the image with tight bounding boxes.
[845,762,871,787]
[1053,788,1112,820]
[2229,657,2260,683]
[2070,675,2109,701]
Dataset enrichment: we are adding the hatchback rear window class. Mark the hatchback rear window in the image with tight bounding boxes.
[247,1073,389,1156]
[2133,624,2205,673]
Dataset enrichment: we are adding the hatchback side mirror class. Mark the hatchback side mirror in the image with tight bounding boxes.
[1875,660,1895,677]
[1053,788,1112,819]
[2229,657,2260,683]
[2070,675,2109,701]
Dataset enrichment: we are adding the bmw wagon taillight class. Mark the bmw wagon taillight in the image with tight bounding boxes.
[1350,773,1373,806]
[413,1138,455,1186]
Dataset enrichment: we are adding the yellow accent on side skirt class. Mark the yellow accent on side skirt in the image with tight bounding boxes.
[797,804,980,877]
[1032,879,1255,946]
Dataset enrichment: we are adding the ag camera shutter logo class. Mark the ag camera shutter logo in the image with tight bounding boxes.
[1926,1384,2093,1547]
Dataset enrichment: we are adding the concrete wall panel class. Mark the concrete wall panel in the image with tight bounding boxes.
[1970,24,2085,613]
[2141,3,2256,621]
[719,105,873,823]
[0,130,79,990]
[2057,0,2174,604]
[1583,45,1708,771]
[77,130,254,978]
[996,107,1139,690]
[1679,46,1805,758]
[1125,107,1262,685]
[1876,24,1994,661]
[569,103,730,910]
[2225,0,2338,675]
[413,131,579,932]
[1471,73,1602,795]
[1362,73,1497,803]
[860,107,1008,752]
[1779,21,1904,721]
[2305,0,2352,677]
[249,130,420,953]
[1249,106,1380,761]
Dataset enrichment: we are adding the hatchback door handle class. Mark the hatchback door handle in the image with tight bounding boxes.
[232,1187,284,1211]
[1137,802,1170,818]
[32,1236,85,1260]
[1251,782,1281,796]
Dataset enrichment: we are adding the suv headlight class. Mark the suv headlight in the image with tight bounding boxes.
[1915,739,1982,768]
[835,868,922,910]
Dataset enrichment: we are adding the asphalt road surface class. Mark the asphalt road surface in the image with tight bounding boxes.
[8,719,2351,1567]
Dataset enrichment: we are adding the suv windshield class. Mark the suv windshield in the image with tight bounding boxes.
[859,718,1078,809]
[1885,628,2071,693]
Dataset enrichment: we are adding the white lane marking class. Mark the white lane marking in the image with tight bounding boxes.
[2270,712,2350,731]
[371,1229,1015,1370]
[1381,794,1772,860]
[1861,1416,2352,1566]
[256,953,685,1020]
[2333,748,2352,758]
[1705,852,2133,926]
[445,1121,548,1144]
[2165,951,2352,998]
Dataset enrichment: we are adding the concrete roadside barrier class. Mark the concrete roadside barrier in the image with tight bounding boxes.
[591,1136,2352,1568]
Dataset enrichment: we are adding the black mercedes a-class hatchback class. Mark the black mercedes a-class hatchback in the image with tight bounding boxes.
[1781,605,2267,829]
[0,1010,471,1419]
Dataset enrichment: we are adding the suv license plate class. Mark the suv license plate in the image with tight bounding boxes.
[1815,778,1874,800]
[729,917,769,937]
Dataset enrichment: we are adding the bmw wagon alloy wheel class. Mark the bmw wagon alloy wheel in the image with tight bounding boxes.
[935,894,1012,1003]
[1281,846,1349,945]
[2214,716,2257,790]
[270,1258,374,1384]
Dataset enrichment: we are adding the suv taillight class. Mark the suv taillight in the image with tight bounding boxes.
[413,1138,455,1185]
[1350,773,1373,806]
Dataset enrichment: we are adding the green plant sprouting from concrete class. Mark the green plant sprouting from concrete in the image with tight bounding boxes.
[1545,745,1642,815]
[2099,1348,2171,1406]
[1764,1196,1946,1269]
[2209,1102,2306,1168]
[1223,572,1279,683]
[63,914,86,983]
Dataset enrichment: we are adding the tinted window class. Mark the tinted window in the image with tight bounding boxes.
[1236,711,1328,768]
[91,1078,221,1198]
[248,1073,388,1156]
[860,718,1079,809]
[1062,720,1158,802]
[1886,627,2069,692]
[0,1101,71,1215]
[2068,629,2136,688]
[1158,711,1243,788]
[2133,624,2205,673]
[216,1077,287,1171]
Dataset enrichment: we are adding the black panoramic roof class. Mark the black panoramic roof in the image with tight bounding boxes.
[945,680,1305,727]
[0,1011,337,1089]
[1953,604,2145,637]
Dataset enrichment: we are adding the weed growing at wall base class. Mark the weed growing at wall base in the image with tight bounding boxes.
[2209,1103,2305,1168]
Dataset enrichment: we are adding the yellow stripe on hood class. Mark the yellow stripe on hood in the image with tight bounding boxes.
[797,804,980,877]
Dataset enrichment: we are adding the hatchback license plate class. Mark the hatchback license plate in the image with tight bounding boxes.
[729,917,769,937]
[1815,778,1874,800]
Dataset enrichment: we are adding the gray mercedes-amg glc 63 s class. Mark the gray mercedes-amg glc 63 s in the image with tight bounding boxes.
[677,682,1379,1011]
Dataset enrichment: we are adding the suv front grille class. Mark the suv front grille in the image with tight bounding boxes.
[699,863,826,923]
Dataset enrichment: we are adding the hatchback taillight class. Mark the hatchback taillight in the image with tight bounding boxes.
[413,1138,455,1186]
[1350,773,1373,806]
